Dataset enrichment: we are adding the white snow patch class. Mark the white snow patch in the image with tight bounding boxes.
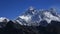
[0,17,9,22]
[43,12,60,23]
[44,18,51,23]
[16,20,23,25]
[19,15,31,22]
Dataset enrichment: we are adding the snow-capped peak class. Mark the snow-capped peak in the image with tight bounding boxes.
[28,6,35,10]
[0,17,9,22]
[24,6,37,16]
[15,7,60,26]
[42,11,60,23]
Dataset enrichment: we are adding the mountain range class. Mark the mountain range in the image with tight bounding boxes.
[0,7,60,34]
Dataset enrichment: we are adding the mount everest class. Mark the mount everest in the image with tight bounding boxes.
[0,7,60,34]
[16,7,60,26]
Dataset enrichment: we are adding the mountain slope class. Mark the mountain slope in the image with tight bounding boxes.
[15,7,60,26]
[0,7,60,34]
[0,17,9,28]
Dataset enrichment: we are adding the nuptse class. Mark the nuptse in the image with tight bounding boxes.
[0,7,60,34]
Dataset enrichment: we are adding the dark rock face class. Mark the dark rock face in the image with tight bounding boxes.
[0,21,60,34]
[39,20,48,27]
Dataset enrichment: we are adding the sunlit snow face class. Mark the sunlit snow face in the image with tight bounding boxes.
[43,11,60,23]
[0,17,9,22]
[19,15,31,22]
[44,12,53,18]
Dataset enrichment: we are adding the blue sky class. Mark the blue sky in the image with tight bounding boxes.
[0,0,60,19]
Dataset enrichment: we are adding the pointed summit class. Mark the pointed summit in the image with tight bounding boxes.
[23,6,37,15]
[28,6,35,11]
[15,7,60,26]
